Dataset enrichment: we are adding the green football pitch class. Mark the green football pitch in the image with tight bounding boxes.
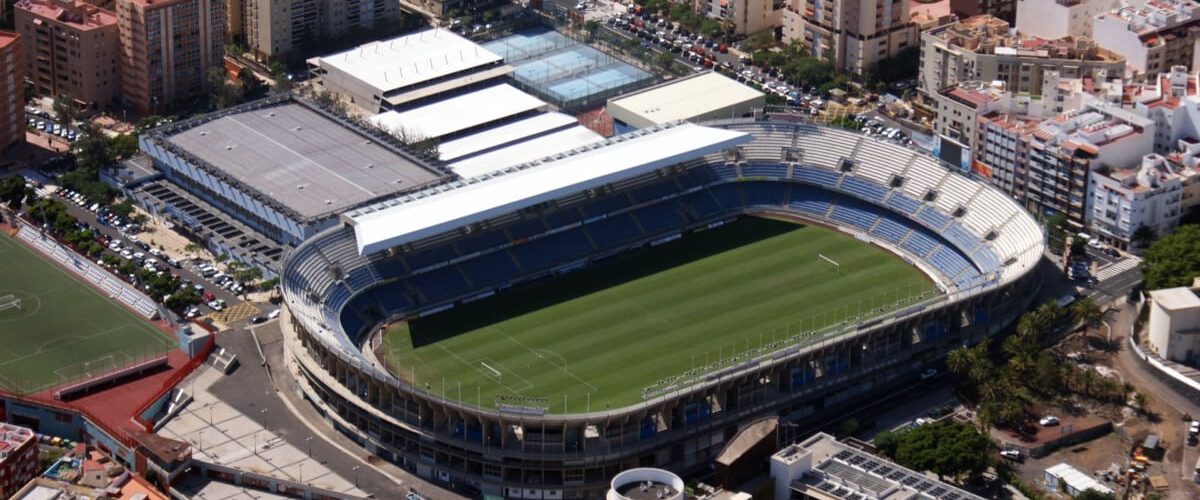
[380,216,939,413]
[0,231,176,394]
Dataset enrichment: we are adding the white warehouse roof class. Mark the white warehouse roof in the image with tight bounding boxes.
[449,125,604,178]
[345,122,750,255]
[368,84,547,140]
[312,28,502,96]
[608,72,765,128]
[1045,463,1113,495]
[438,112,580,162]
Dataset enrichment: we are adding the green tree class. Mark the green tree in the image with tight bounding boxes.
[239,68,268,100]
[656,51,675,70]
[111,199,135,218]
[52,95,78,127]
[1070,296,1102,333]
[892,422,993,483]
[208,68,244,109]
[111,133,139,159]
[74,123,116,172]
[0,176,32,210]
[1142,225,1200,289]
[269,62,292,94]
[873,429,900,457]
[1045,213,1068,253]
[1132,225,1156,248]
[1073,489,1116,500]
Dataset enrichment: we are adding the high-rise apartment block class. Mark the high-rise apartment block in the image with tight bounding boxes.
[115,0,224,114]
[782,0,917,74]
[230,0,400,62]
[919,15,1125,100]
[0,32,24,151]
[699,0,784,36]
[0,424,37,499]
[1093,0,1200,76]
[14,0,120,111]
[1089,153,1187,248]
[1014,0,1119,40]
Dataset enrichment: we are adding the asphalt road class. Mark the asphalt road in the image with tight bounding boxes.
[209,323,438,499]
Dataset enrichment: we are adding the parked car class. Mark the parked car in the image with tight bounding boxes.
[919,368,938,380]
[1039,415,1059,427]
[999,449,1022,462]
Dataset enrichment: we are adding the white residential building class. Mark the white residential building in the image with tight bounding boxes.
[1088,153,1184,248]
[1092,0,1200,76]
[1015,0,1120,40]
[1148,286,1200,364]
[1131,65,1200,152]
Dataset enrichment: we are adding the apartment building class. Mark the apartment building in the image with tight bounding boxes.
[0,32,23,151]
[1015,0,1120,40]
[782,0,917,74]
[233,0,400,62]
[115,0,224,114]
[1093,0,1200,76]
[699,0,784,36]
[974,103,1153,226]
[1089,153,1185,248]
[14,0,120,111]
[919,15,1126,100]
[1129,65,1200,153]
[0,424,37,499]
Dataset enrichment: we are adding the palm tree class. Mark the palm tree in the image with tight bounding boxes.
[1071,296,1103,334]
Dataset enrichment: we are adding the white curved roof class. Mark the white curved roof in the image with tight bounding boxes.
[345,122,751,255]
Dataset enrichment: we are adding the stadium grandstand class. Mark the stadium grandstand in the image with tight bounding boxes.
[279,119,1044,498]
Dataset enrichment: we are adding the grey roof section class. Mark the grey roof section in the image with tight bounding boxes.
[155,97,446,221]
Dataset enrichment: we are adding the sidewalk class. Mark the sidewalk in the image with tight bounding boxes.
[132,205,217,266]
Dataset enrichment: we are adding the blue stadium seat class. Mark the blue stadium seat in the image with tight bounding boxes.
[709,183,743,209]
[678,191,723,220]
[740,182,787,207]
[678,167,718,188]
[791,165,840,187]
[788,185,834,216]
[505,217,549,240]
[887,193,920,214]
[902,231,937,257]
[513,230,593,270]
[710,165,739,181]
[585,213,642,245]
[459,250,520,287]
[634,204,686,234]
[542,207,583,229]
[580,194,634,218]
[346,267,375,291]
[741,163,789,179]
[454,229,509,255]
[917,208,951,229]
[839,176,888,203]
[406,246,454,271]
[829,200,878,231]
[971,247,1000,274]
[943,223,981,252]
[408,266,469,302]
[630,182,678,203]
[871,213,911,244]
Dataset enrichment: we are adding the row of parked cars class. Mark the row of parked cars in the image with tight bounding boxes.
[26,107,79,141]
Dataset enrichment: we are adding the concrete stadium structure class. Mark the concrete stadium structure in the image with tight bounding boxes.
[279,119,1045,498]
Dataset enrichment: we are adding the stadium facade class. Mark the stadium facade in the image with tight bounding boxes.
[279,119,1045,498]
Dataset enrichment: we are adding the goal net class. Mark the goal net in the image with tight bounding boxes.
[0,295,22,312]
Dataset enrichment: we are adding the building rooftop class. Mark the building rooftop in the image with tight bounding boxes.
[0,30,18,49]
[438,112,579,162]
[1045,463,1114,495]
[607,72,765,125]
[368,84,546,141]
[155,99,444,221]
[1133,66,1199,110]
[312,28,503,97]
[448,125,604,179]
[345,122,750,255]
[926,15,1122,62]
[942,81,1008,108]
[1099,0,1200,35]
[776,433,986,500]
[1150,287,1200,310]
[1035,104,1151,150]
[0,423,34,462]
[16,0,117,30]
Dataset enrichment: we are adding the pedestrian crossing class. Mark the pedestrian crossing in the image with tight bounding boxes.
[1095,258,1140,281]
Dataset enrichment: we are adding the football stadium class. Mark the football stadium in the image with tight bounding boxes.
[280,119,1045,498]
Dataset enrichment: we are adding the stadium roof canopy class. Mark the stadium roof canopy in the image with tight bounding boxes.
[345,122,749,255]
[449,126,604,178]
[162,102,443,220]
[438,112,579,162]
[608,72,765,128]
[368,84,547,140]
[310,28,502,97]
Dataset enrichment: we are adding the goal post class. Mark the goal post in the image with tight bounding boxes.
[817,254,840,274]
[480,361,502,383]
[0,295,21,312]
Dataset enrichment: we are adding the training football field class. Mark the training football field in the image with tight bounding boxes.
[0,231,176,394]
[381,216,938,413]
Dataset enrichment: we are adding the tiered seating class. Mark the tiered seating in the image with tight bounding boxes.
[504,217,549,240]
[454,229,508,255]
[512,230,593,270]
[943,223,981,252]
[929,247,975,280]
[788,185,835,216]
[902,231,938,257]
[542,207,583,228]
[851,139,906,184]
[932,173,980,214]
[709,183,744,209]
[710,164,739,181]
[585,213,643,245]
[346,267,376,291]
[678,191,723,220]
[901,157,946,201]
[971,248,1000,274]
[791,165,841,187]
[794,125,857,168]
[739,182,787,207]
[961,189,1012,236]
[741,163,789,179]
[408,266,470,302]
[634,204,686,234]
[326,283,353,312]
[678,166,718,188]
[738,124,792,161]
[887,193,920,215]
[839,176,888,202]
[917,207,951,229]
[630,182,679,203]
[871,213,913,244]
[580,193,634,218]
[829,199,879,231]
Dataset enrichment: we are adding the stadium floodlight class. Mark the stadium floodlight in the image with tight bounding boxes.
[818,254,840,274]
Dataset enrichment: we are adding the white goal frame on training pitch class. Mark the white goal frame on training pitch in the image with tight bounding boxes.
[0,295,22,312]
[818,254,840,274]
